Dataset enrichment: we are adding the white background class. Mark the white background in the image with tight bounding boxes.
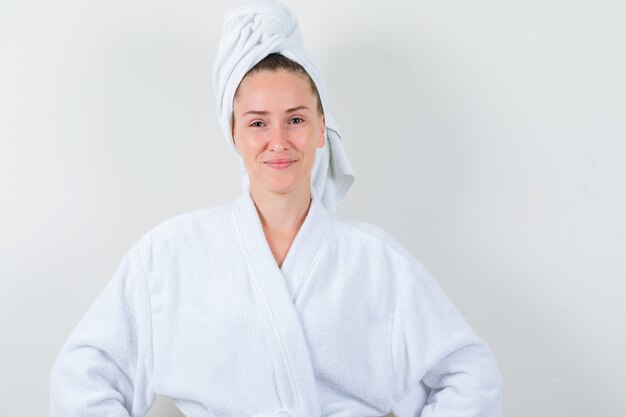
[1,0,625,416]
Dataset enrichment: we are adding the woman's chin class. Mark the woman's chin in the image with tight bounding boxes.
[252,179,308,197]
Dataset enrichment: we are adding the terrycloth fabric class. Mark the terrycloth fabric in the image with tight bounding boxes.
[50,191,502,417]
[213,0,354,212]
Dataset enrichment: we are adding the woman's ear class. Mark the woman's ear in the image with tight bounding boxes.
[231,116,239,149]
[318,114,326,148]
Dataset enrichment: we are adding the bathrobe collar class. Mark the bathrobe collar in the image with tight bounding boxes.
[233,188,333,300]
[232,188,332,416]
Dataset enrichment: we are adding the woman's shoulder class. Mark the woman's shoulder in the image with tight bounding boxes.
[334,214,396,242]
[133,200,237,252]
[331,214,427,273]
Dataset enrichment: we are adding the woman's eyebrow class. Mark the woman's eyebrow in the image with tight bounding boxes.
[242,110,268,117]
[242,106,310,117]
[286,105,309,113]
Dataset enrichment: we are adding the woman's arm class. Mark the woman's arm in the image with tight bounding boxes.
[391,264,502,417]
[49,244,155,417]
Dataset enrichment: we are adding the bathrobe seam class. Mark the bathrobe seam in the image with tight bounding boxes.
[390,272,411,406]
[136,236,156,396]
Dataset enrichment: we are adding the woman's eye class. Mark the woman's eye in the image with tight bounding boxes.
[250,121,265,127]
[290,117,304,124]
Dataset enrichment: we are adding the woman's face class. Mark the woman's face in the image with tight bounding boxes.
[232,69,325,198]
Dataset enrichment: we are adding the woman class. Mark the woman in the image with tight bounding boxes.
[50,1,502,416]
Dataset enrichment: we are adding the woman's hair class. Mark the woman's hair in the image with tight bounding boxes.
[234,53,323,114]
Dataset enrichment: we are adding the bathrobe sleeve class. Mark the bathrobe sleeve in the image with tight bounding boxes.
[391,263,502,417]
[49,243,155,417]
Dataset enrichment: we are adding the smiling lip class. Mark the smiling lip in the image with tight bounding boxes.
[264,159,297,170]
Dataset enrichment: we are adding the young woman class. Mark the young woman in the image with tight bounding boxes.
[50,2,502,416]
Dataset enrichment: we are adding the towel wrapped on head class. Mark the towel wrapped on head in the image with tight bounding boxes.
[213,0,354,211]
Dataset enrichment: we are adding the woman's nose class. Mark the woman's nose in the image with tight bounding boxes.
[268,126,289,151]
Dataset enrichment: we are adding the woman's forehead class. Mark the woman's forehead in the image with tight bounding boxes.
[234,70,317,112]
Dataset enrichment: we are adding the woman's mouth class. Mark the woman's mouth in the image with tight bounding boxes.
[264,159,297,170]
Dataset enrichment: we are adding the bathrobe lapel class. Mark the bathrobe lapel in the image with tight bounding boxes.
[279,194,332,303]
[232,190,332,417]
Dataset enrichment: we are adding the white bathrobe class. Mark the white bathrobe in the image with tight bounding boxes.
[49,191,502,417]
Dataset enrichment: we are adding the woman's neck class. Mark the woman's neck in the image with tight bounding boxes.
[249,184,312,267]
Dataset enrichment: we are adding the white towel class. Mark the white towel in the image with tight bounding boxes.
[213,0,354,212]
